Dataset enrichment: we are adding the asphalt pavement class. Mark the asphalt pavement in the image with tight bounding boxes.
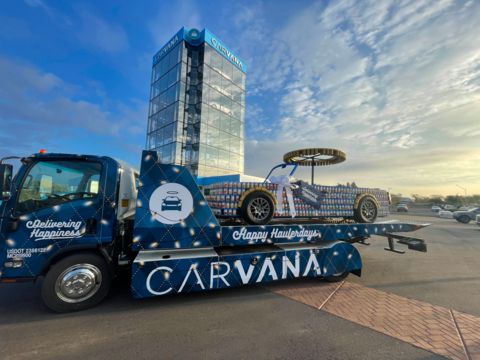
[0,208,478,360]
[351,207,480,317]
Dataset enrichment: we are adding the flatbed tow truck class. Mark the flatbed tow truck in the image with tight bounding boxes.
[0,150,429,312]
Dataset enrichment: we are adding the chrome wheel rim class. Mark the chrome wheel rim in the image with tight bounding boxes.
[55,264,102,303]
[361,200,376,221]
[248,198,270,221]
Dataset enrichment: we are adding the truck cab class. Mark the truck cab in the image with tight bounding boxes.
[0,152,138,312]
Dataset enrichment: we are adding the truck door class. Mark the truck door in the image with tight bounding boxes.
[2,159,111,277]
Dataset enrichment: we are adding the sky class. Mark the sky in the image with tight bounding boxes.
[0,0,479,197]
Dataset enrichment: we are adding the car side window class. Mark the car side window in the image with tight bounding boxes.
[16,160,102,215]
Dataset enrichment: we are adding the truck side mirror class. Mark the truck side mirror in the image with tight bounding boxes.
[0,164,13,201]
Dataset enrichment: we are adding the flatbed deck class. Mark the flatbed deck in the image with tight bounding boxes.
[219,218,430,246]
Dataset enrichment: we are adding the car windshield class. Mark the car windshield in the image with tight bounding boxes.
[266,165,297,181]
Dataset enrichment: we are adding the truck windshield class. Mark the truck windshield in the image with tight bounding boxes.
[16,160,102,215]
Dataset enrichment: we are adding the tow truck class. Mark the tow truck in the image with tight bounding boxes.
[0,150,429,312]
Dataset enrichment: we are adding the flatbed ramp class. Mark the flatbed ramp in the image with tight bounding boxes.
[130,219,430,299]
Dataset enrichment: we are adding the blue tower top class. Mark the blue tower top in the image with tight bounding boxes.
[152,27,247,73]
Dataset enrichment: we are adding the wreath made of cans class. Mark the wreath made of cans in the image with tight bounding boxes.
[283,148,346,166]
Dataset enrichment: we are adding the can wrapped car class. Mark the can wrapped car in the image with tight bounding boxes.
[205,163,390,225]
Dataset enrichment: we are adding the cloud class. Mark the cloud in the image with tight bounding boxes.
[234,0,480,195]
[75,11,129,53]
[23,0,55,18]
[0,57,147,158]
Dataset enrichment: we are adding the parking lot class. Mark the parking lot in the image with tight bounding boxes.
[0,209,479,360]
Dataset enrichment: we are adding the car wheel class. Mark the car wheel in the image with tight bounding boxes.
[460,216,471,224]
[324,272,349,283]
[240,191,275,225]
[42,253,112,313]
[354,196,378,223]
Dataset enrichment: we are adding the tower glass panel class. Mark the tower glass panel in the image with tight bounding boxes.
[146,29,246,176]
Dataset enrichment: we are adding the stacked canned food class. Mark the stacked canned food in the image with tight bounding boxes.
[205,182,390,218]
[206,181,249,216]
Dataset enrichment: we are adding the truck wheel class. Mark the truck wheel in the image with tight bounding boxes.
[241,191,275,225]
[354,196,378,223]
[324,272,349,282]
[42,253,112,313]
[460,216,471,224]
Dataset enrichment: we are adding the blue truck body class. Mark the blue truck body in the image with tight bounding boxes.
[0,150,429,311]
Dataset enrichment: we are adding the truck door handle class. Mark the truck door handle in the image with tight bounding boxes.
[6,218,20,233]
[85,218,98,235]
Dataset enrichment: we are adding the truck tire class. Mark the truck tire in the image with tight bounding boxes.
[324,272,349,282]
[240,191,275,225]
[354,195,378,223]
[460,216,471,224]
[42,253,112,313]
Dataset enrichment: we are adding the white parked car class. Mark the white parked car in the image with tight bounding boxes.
[438,210,454,219]
[431,206,441,212]
[476,214,480,227]
[444,205,455,211]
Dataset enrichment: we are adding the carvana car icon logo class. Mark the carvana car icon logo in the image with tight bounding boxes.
[162,191,182,211]
[150,184,193,225]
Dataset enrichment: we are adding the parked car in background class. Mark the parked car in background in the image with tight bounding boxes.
[453,208,480,224]
[444,205,455,211]
[431,206,441,212]
[397,204,408,212]
[438,210,454,219]
[476,214,480,227]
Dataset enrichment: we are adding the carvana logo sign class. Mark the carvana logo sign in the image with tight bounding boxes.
[204,30,247,73]
[150,183,194,225]
[152,28,247,73]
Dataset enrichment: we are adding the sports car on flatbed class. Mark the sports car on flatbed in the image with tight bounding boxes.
[205,163,391,225]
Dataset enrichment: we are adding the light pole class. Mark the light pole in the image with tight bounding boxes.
[455,184,466,197]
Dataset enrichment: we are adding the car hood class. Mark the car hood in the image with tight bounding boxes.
[454,211,471,215]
